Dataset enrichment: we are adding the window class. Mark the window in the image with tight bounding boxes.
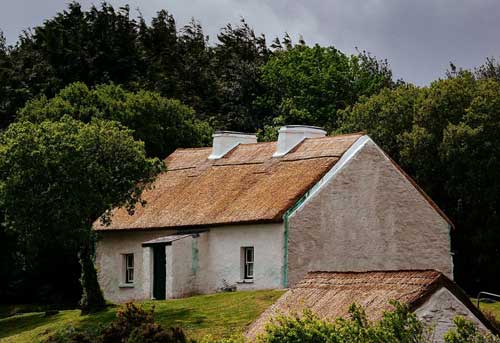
[243,247,254,279]
[124,254,134,284]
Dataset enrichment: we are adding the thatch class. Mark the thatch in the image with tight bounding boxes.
[94,133,363,231]
[245,270,497,339]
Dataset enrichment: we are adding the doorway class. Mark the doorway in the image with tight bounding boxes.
[152,245,166,300]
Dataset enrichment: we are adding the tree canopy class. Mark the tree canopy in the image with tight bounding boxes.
[0,117,162,306]
[18,82,212,158]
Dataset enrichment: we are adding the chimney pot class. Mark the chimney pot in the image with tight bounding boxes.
[273,125,326,157]
[209,131,257,159]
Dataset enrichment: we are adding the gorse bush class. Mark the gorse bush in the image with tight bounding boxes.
[256,301,431,343]
[45,302,191,343]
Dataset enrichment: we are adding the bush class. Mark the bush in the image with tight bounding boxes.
[257,301,431,343]
[44,302,191,343]
[444,316,500,343]
[44,327,98,343]
[100,302,155,342]
[128,324,190,343]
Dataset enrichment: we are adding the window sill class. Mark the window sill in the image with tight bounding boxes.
[119,283,135,288]
[237,279,254,284]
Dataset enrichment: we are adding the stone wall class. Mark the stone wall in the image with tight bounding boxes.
[415,287,488,342]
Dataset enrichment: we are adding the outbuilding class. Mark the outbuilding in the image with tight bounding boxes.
[246,270,498,342]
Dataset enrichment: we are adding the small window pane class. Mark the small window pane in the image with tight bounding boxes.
[124,254,134,284]
[247,263,253,278]
[243,247,254,279]
[246,248,253,262]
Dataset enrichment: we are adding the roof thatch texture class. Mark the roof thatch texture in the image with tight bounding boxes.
[245,270,496,339]
[94,133,363,231]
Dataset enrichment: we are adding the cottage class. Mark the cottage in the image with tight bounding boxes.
[94,125,453,303]
[245,270,498,342]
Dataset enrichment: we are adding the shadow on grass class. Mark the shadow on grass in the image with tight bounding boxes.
[0,312,67,339]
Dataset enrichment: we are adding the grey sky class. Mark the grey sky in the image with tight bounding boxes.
[1,0,499,85]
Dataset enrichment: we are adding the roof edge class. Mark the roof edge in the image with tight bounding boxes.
[380,149,455,229]
[411,272,499,335]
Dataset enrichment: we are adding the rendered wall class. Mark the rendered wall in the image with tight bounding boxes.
[96,223,284,302]
[415,287,488,342]
[196,224,285,293]
[96,229,175,303]
[287,139,452,286]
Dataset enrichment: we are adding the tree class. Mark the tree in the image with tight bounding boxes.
[258,45,395,136]
[0,117,162,312]
[208,19,271,131]
[337,84,422,161]
[338,72,500,294]
[17,82,212,158]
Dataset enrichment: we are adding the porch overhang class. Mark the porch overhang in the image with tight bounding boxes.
[141,231,207,247]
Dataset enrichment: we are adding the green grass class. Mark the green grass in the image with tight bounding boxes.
[476,299,500,322]
[0,289,285,343]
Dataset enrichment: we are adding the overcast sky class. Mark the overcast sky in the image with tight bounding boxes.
[1,0,499,85]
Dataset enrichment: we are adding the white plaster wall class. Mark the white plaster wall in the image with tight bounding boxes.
[96,223,284,302]
[194,224,285,294]
[95,230,174,303]
[169,237,197,298]
[288,139,453,286]
[415,287,489,342]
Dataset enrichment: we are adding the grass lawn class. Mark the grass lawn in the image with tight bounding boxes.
[476,299,500,322]
[0,289,285,343]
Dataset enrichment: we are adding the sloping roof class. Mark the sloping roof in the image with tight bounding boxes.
[94,133,364,231]
[246,270,497,339]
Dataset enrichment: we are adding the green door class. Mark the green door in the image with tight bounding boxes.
[153,245,166,300]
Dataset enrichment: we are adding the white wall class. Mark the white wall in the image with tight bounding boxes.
[287,138,453,286]
[415,287,489,342]
[96,223,284,302]
[197,223,284,293]
[96,230,175,303]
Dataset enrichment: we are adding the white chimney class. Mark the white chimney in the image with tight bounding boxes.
[208,131,257,159]
[273,125,326,157]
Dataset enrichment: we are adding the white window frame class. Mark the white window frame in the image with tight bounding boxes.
[243,247,254,279]
[124,253,134,284]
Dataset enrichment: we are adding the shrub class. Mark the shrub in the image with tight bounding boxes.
[44,327,98,343]
[127,324,190,343]
[257,301,431,343]
[44,302,191,343]
[444,316,500,343]
[100,302,155,342]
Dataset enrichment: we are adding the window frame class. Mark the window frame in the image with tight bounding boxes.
[124,253,134,284]
[243,247,254,280]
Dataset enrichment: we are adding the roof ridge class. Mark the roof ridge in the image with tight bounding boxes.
[307,269,441,275]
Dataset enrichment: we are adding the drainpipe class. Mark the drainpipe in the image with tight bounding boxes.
[282,191,310,288]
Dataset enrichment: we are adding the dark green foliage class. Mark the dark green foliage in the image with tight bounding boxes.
[0,118,162,310]
[45,327,97,343]
[258,45,395,135]
[17,82,212,158]
[44,302,191,343]
[127,325,189,343]
[208,19,271,132]
[338,72,500,294]
[101,303,155,342]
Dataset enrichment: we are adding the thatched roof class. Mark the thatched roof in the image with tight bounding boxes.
[94,133,363,231]
[246,270,497,339]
